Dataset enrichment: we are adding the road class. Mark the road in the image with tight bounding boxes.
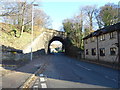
[32,53,119,88]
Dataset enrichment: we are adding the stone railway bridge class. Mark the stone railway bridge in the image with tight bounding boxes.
[2,28,82,61]
[23,29,68,54]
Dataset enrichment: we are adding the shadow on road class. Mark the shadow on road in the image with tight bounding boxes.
[42,54,120,88]
[1,45,120,88]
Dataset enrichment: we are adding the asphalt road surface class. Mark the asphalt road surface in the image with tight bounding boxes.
[32,53,119,88]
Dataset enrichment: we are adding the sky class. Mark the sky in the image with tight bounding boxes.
[51,41,62,45]
[38,0,120,31]
[1,0,120,31]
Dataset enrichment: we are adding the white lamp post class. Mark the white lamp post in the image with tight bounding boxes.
[31,4,38,61]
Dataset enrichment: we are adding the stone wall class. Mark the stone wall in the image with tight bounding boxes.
[1,45,45,62]
[1,45,30,61]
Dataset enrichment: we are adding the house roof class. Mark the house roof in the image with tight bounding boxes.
[83,22,120,40]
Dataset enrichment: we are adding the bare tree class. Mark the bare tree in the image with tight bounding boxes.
[82,5,96,31]
[34,9,51,28]
[0,1,51,37]
[94,8,103,29]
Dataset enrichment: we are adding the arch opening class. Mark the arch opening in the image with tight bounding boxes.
[48,36,65,54]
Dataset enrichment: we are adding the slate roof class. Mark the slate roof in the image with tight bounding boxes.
[83,22,120,40]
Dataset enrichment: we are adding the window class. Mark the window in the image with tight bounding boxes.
[100,48,105,56]
[110,47,116,55]
[90,37,95,42]
[91,48,96,55]
[86,49,89,55]
[109,32,115,39]
[100,34,105,41]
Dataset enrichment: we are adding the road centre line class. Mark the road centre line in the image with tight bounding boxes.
[77,64,117,82]
[76,64,91,71]
[112,79,117,82]
[105,76,117,82]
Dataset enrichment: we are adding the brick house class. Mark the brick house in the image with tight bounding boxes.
[83,22,120,63]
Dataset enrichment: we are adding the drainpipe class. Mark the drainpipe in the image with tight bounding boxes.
[117,28,120,89]
[96,36,99,61]
[117,30,120,67]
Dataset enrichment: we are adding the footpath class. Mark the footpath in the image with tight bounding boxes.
[80,59,120,70]
[2,55,50,88]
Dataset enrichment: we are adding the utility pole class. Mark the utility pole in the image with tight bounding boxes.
[30,4,38,61]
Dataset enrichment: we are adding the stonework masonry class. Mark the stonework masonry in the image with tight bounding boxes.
[23,29,66,54]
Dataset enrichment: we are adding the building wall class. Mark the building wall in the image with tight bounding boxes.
[84,31,118,63]
[98,31,118,62]
[84,37,98,61]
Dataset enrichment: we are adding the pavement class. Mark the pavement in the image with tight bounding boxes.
[2,55,50,88]
[80,59,120,70]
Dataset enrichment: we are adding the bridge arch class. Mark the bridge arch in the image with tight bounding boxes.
[47,36,66,54]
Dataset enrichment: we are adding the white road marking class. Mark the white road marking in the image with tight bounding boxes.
[33,85,38,88]
[38,73,47,88]
[34,82,39,85]
[105,76,117,82]
[76,64,91,71]
[36,79,39,82]
[41,83,47,88]
[40,77,45,82]
[112,79,117,82]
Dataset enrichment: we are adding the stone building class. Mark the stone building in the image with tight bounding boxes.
[83,22,120,63]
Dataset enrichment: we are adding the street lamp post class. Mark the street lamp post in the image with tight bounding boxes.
[31,4,38,61]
